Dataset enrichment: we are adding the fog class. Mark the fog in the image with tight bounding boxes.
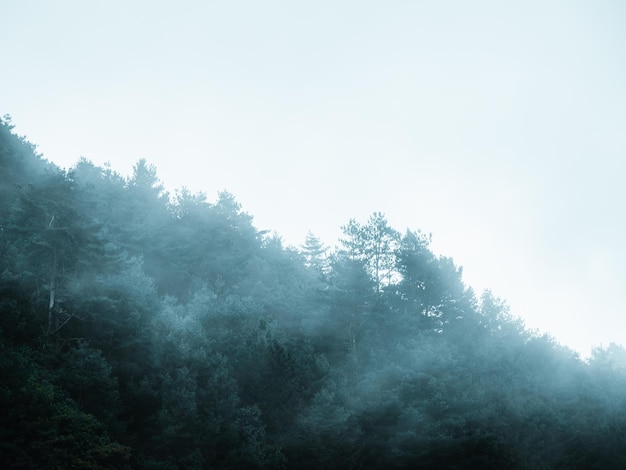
[3,1,626,467]
[4,1,626,356]
[3,119,626,466]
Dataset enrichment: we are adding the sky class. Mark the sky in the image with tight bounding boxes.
[3,0,626,357]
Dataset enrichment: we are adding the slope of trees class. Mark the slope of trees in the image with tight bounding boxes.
[1,115,626,468]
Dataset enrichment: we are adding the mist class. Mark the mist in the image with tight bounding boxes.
[3,1,626,467]
[5,1,626,357]
[2,118,626,467]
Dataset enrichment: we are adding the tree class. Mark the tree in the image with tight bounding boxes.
[300,231,328,272]
[171,186,209,221]
[5,168,103,339]
[53,341,122,431]
[396,229,436,310]
[361,213,400,293]
[339,213,400,294]
[326,254,374,365]
[0,344,131,468]
[128,158,165,198]
[395,229,473,331]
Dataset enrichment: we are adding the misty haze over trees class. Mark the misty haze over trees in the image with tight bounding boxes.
[2,115,626,469]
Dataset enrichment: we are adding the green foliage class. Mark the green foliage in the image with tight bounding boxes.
[0,344,130,469]
[301,231,328,271]
[339,213,400,293]
[2,117,626,468]
[53,342,122,429]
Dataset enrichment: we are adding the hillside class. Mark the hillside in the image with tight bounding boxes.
[1,115,626,469]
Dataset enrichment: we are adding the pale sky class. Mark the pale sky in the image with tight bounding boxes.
[3,1,626,357]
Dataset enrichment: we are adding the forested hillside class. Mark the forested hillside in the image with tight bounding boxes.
[2,115,626,469]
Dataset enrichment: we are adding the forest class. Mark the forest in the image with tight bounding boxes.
[1,114,626,469]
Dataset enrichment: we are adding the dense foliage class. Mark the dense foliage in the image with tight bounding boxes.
[2,115,626,468]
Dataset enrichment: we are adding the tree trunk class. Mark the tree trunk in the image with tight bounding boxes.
[47,248,57,335]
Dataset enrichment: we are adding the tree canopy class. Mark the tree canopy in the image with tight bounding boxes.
[1,115,626,468]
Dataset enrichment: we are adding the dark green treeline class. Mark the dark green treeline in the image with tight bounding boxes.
[1,115,626,469]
